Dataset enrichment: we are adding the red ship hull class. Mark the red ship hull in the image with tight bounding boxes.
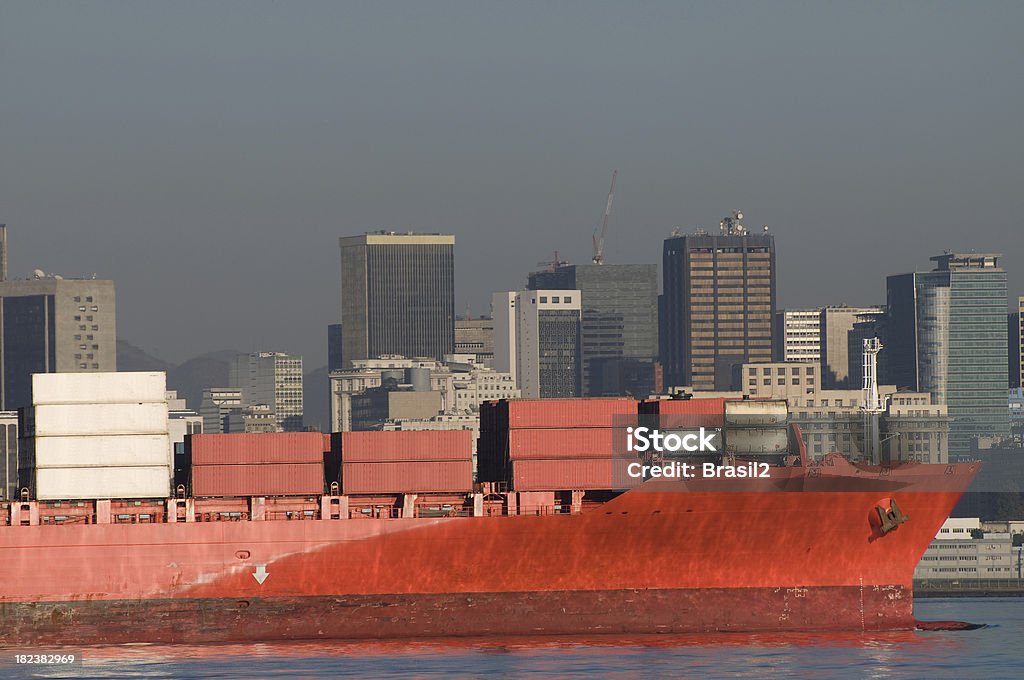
[0,459,976,644]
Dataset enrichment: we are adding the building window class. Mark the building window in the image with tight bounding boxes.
[563,297,571,303]
[74,315,81,321]
[86,296,93,302]
[540,297,548,303]
[91,363,99,369]
[763,379,771,385]
[79,363,87,369]
[90,306,98,311]
[91,325,98,330]
[74,335,82,340]
[79,306,86,311]
[806,367,814,374]
[791,378,800,385]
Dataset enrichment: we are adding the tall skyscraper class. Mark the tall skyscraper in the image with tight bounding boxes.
[1010,295,1023,389]
[230,352,304,431]
[661,212,776,391]
[773,308,821,363]
[527,263,658,395]
[339,232,455,366]
[327,323,344,373]
[0,276,116,410]
[492,290,582,398]
[886,253,1009,455]
[819,305,885,388]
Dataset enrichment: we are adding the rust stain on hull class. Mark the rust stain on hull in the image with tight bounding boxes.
[2,586,914,646]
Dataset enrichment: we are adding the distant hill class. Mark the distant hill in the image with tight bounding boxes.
[168,350,245,410]
[116,343,243,410]
[115,345,328,423]
[115,340,174,373]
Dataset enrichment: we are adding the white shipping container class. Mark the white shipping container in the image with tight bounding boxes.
[32,403,169,436]
[33,434,172,469]
[35,466,171,500]
[31,372,167,405]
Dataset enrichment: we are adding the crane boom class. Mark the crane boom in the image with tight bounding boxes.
[591,170,617,264]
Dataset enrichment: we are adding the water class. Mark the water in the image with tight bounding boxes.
[1,599,1019,679]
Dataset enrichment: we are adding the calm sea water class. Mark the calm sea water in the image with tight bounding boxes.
[1,599,1020,679]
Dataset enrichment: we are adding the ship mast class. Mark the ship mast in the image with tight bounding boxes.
[862,337,885,463]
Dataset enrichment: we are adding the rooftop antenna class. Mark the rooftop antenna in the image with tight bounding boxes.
[720,209,748,236]
[591,170,617,264]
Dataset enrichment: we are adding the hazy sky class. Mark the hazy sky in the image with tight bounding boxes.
[2,1,1021,367]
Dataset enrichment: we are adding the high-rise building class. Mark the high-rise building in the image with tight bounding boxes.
[527,263,658,396]
[1011,295,1023,389]
[455,318,494,364]
[199,387,241,435]
[339,232,455,366]
[773,309,821,363]
[819,306,885,388]
[661,212,776,391]
[0,276,117,411]
[886,253,1009,455]
[492,290,582,399]
[327,323,344,373]
[230,352,304,431]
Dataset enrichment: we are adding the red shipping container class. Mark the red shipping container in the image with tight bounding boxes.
[511,458,635,491]
[508,428,626,460]
[191,462,324,497]
[340,431,472,462]
[506,398,637,430]
[341,461,472,494]
[640,398,726,428]
[189,432,326,465]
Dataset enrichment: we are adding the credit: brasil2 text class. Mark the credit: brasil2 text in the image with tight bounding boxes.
[626,461,771,479]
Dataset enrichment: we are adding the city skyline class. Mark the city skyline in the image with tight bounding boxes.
[1,2,1022,367]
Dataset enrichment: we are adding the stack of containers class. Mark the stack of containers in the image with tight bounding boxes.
[337,431,472,495]
[188,432,326,497]
[479,398,637,491]
[636,397,727,464]
[22,372,171,500]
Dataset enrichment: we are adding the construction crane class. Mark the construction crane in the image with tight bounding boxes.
[537,251,570,272]
[591,170,617,265]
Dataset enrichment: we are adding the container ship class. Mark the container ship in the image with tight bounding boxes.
[0,374,977,645]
